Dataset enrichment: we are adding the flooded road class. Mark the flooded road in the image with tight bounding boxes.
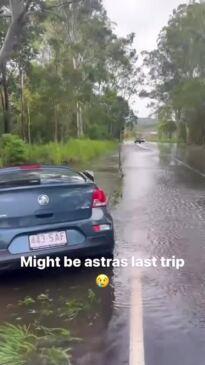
[121,142,205,365]
[1,143,205,365]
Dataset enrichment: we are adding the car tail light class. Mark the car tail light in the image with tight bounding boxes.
[92,188,107,207]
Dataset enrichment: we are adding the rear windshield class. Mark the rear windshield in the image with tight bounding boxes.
[0,167,85,189]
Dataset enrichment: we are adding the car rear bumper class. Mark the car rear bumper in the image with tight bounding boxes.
[0,207,114,270]
[0,233,115,270]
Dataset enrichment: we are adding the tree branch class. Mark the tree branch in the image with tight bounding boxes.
[0,5,12,17]
[0,0,83,69]
[0,0,30,69]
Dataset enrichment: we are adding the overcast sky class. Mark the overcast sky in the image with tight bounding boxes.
[103,0,188,116]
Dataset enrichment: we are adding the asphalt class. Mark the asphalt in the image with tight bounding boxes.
[121,142,205,365]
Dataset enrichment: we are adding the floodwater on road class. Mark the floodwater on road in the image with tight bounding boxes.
[121,142,205,365]
[1,143,205,365]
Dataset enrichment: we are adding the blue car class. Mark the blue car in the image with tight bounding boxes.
[0,165,114,270]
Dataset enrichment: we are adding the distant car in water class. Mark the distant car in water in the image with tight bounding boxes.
[134,137,145,144]
[0,165,114,270]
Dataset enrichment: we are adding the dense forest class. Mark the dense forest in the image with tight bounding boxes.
[140,2,205,144]
[0,0,138,143]
[1,1,205,148]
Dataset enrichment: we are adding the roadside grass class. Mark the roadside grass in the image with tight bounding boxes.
[0,323,76,365]
[0,323,36,365]
[0,136,117,167]
[0,289,99,365]
[26,139,117,165]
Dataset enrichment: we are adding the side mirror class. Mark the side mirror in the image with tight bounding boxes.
[82,170,95,182]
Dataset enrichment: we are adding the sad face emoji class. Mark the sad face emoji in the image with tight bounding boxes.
[96,274,110,288]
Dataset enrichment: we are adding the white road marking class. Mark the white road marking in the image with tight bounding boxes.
[129,273,145,365]
[175,158,205,178]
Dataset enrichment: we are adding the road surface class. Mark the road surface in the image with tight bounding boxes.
[1,142,205,365]
[119,142,205,365]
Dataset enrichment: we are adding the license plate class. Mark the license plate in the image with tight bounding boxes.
[29,231,67,250]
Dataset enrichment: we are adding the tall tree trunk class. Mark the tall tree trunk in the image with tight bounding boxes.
[79,104,83,137]
[0,1,30,69]
[186,125,191,144]
[20,68,25,139]
[76,101,80,138]
[27,103,31,144]
[0,88,5,133]
[109,121,113,138]
[54,104,58,142]
[0,88,5,111]
[76,101,83,138]
[1,65,10,133]
[73,55,84,138]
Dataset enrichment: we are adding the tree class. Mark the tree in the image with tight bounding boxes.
[0,0,138,141]
[0,0,31,68]
[141,2,205,144]
[0,0,81,69]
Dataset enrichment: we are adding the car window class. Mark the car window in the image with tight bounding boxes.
[0,168,85,188]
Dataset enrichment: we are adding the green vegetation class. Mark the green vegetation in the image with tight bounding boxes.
[17,289,100,323]
[0,323,36,365]
[0,0,137,143]
[141,2,205,144]
[0,289,99,365]
[0,323,76,365]
[0,134,27,166]
[26,139,117,165]
[0,134,117,166]
[1,1,205,146]
[158,120,177,141]
[58,289,99,320]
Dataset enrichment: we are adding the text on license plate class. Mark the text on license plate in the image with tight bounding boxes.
[29,231,67,250]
